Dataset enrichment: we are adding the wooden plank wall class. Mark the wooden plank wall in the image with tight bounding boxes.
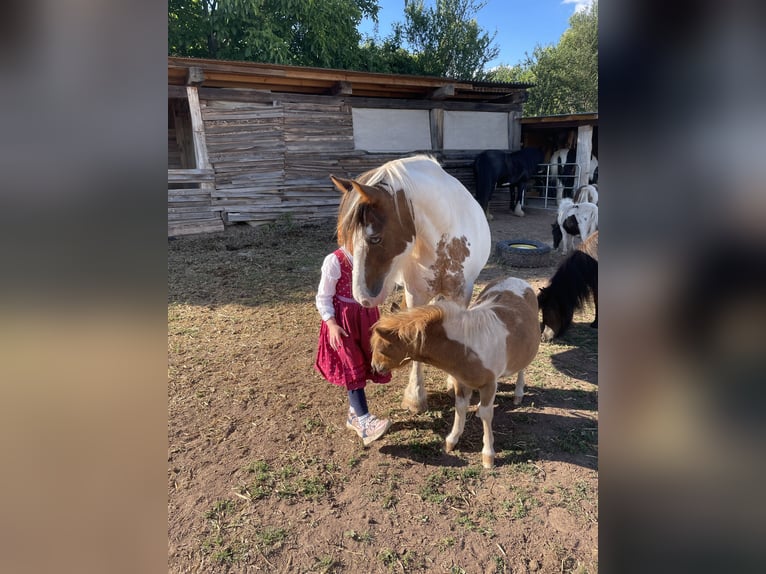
[192,91,511,228]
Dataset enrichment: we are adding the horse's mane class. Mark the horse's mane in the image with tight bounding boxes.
[376,303,446,349]
[337,155,435,247]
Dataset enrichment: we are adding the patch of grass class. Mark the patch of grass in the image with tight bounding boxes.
[256,526,287,552]
[455,513,494,537]
[344,529,374,544]
[555,427,597,455]
[407,436,444,460]
[378,548,397,570]
[556,480,597,522]
[204,499,234,521]
[304,417,322,432]
[437,536,456,550]
[311,554,339,573]
[450,567,467,574]
[504,487,541,520]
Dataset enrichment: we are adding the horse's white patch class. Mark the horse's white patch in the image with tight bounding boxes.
[485,277,532,299]
[440,302,510,376]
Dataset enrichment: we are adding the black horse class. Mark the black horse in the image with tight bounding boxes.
[538,231,598,342]
[473,148,545,218]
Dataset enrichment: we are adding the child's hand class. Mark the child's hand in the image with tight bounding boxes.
[326,319,348,351]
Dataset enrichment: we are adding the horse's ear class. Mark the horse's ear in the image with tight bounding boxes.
[330,175,355,194]
[350,180,379,204]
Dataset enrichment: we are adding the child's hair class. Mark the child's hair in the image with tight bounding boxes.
[336,192,357,252]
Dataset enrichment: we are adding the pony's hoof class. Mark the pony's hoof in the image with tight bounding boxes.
[513,396,523,406]
[401,397,427,414]
[481,454,495,468]
[513,206,525,217]
[445,440,457,453]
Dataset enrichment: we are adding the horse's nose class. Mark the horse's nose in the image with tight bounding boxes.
[360,299,372,307]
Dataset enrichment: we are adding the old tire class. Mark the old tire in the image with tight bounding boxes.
[495,238,553,268]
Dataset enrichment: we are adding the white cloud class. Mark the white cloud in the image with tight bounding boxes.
[562,0,595,13]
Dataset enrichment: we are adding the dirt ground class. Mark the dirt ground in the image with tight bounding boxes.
[168,204,598,573]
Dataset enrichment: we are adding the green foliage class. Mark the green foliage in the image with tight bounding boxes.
[394,0,499,79]
[169,0,499,80]
[168,0,379,68]
[488,1,598,115]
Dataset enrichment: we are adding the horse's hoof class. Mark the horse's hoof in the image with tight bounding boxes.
[401,397,427,414]
[482,454,494,468]
[445,440,457,453]
[513,396,523,406]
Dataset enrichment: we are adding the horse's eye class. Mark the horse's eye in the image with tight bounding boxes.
[368,236,382,245]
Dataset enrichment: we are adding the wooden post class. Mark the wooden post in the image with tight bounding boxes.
[575,125,593,188]
[185,85,212,171]
[508,110,522,151]
[429,108,444,151]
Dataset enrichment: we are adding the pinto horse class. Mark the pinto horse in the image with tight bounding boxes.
[474,148,545,219]
[549,148,598,204]
[551,198,598,255]
[370,276,540,468]
[330,155,491,413]
[538,231,598,342]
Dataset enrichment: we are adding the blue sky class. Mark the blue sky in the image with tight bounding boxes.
[358,0,595,69]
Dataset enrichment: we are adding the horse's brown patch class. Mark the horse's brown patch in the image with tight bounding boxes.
[426,235,470,301]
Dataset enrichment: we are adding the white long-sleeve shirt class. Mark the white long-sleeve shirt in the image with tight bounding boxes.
[315,248,353,321]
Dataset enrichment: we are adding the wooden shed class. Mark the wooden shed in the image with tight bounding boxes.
[167,57,530,236]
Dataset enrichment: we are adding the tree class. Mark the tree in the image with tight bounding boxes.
[394,0,499,79]
[168,0,380,69]
[489,1,598,115]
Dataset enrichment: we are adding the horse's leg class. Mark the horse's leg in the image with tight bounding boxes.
[556,179,564,205]
[513,370,526,406]
[477,381,498,468]
[402,362,427,413]
[512,184,525,217]
[445,376,469,453]
[401,287,428,413]
[591,282,598,329]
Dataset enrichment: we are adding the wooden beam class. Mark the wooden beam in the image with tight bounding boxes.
[186,66,205,86]
[428,84,455,100]
[575,125,593,187]
[330,81,352,96]
[186,86,212,171]
[508,110,521,151]
[429,108,444,150]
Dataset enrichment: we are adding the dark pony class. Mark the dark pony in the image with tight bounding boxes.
[538,231,598,342]
[473,147,544,218]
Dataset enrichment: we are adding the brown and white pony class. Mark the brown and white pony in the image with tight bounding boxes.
[331,155,491,413]
[370,277,540,468]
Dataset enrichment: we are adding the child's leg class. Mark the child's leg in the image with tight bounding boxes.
[347,388,369,417]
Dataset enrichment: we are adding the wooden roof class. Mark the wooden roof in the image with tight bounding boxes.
[168,57,530,103]
[521,112,598,129]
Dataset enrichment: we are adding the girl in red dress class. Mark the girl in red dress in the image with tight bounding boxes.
[314,240,392,446]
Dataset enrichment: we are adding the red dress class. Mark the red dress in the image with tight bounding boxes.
[314,249,392,390]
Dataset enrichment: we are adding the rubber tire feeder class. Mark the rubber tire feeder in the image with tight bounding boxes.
[495,238,553,268]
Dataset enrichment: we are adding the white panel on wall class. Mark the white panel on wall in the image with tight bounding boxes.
[443,111,509,150]
[352,108,432,152]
